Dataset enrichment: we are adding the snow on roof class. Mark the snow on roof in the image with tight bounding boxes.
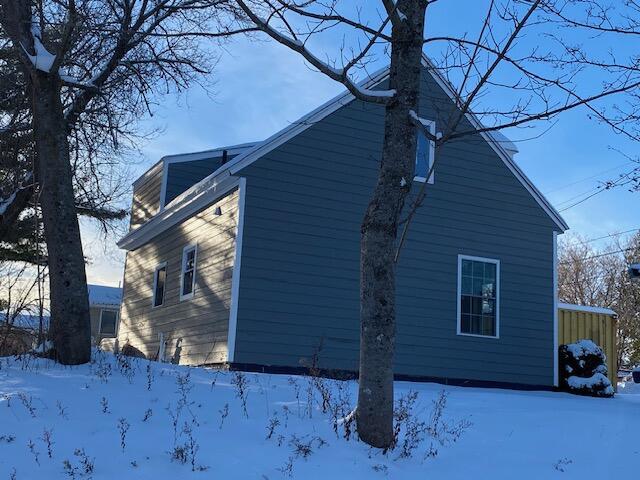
[88,284,122,307]
[487,129,519,155]
[119,59,567,250]
[558,302,617,316]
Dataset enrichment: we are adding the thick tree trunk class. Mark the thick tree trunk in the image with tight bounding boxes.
[356,0,426,449]
[31,72,91,365]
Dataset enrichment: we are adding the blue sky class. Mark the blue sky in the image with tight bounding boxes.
[83,1,640,286]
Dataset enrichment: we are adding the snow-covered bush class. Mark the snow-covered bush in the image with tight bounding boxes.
[559,339,614,397]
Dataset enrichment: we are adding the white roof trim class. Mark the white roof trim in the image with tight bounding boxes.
[228,67,391,176]
[420,56,567,231]
[163,141,259,164]
[132,141,258,188]
[159,142,258,210]
[558,302,617,316]
[121,57,568,248]
[225,57,567,231]
[118,173,240,251]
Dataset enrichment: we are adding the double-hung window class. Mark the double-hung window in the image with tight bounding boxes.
[457,255,500,338]
[153,263,167,307]
[99,309,118,336]
[414,119,435,183]
[180,244,197,300]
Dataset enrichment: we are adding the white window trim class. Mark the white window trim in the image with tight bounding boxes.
[179,244,198,301]
[98,308,119,336]
[152,262,167,308]
[456,254,500,339]
[414,118,436,184]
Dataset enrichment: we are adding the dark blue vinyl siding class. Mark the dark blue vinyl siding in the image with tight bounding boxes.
[232,69,557,387]
[165,155,238,205]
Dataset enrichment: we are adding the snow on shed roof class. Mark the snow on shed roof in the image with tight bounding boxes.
[88,284,122,307]
[558,302,617,316]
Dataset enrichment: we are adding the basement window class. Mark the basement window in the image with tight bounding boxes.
[153,262,167,307]
[457,255,500,338]
[414,119,435,183]
[99,309,118,336]
[180,244,197,301]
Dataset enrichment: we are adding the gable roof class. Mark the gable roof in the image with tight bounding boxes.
[119,58,567,250]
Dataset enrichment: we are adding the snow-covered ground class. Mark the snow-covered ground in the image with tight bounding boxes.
[0,352,638,479]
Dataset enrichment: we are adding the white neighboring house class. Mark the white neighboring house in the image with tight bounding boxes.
[88,284,123,343]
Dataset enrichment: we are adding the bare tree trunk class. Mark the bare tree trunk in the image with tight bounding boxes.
[31,72,91,364]
[356,0,425,449]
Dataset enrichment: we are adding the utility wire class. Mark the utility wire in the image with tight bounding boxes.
[544,161,636,194]
[559,247,637,265]
[580,228,640,245]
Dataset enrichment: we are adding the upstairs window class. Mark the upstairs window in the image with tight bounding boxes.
[99,309,118,336]
[153,263,167,307]
[458,255,500,338]
[180,244,197,300]
[414,119,435,183]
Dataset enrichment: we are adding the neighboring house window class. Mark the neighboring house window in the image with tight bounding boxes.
[457,255,500,338]
[99,309,118,336]
[180,245,197,300]
[153,263,167,307]
[414,119,435,183]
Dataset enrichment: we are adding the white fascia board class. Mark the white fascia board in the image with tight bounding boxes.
[122,56,567,249]
[553,231,559,387]
[162,142,259,164]
[558,302,617,317]
[132,141,257,189]
[420,56,569,232]
[132,161,163,188]
[227,67,391,176]
[223,56,568,232]
[226,177,247,363]
[118,172,239,251]
[160,142,258,210]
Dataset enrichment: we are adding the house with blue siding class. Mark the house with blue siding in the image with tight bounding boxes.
[116,58,568,389]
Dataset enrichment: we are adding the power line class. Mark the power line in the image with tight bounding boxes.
[559,247,637,265]
[581,228,640,244]
[544,161,636,194]
[556,167,639,212]
[558,188,606,212]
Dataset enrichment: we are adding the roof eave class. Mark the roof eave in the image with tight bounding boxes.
[118,172,239,251]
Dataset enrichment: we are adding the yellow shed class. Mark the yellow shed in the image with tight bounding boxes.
[558,303,618,386]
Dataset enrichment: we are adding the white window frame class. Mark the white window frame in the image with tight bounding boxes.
[98,308,119,336]
[456,254,500,339]
[180,244,198,301]
[152,262,168,308]
[414,118,436,184]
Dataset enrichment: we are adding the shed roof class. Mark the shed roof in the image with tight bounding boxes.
[558,302,617,316]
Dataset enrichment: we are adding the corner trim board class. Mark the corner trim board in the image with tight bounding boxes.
[553,231,559,387]
[226,177,247,363]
